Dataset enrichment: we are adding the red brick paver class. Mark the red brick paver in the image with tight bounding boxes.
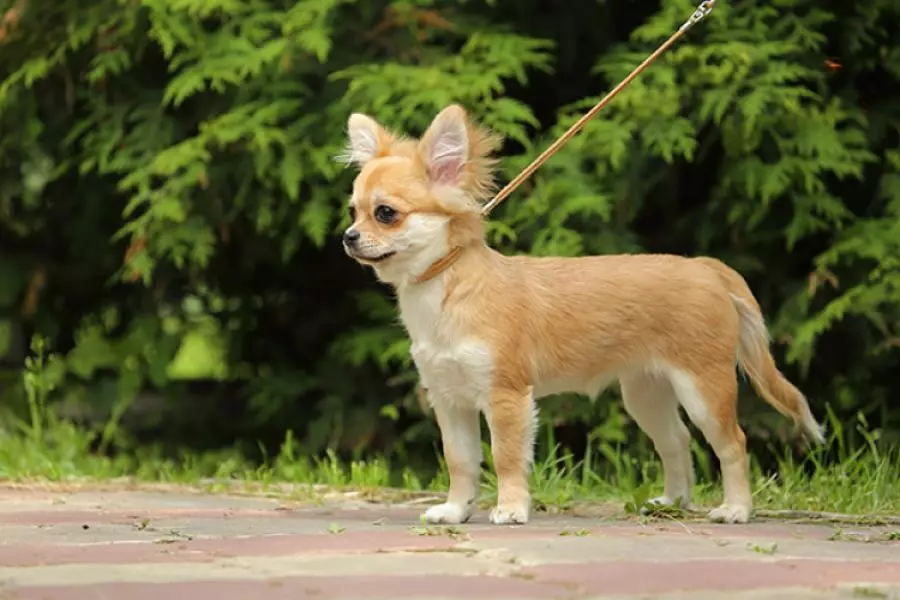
[0,486,897,599]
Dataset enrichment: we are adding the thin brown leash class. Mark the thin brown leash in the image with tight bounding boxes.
[480,0,718,216]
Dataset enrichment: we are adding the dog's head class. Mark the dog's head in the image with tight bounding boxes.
[340,105,501,285]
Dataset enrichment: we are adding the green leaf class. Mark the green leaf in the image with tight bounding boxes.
[166,321,229,381]
[299,190,332,247]
[280,146,304,201]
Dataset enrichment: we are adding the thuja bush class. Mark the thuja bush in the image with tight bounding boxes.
[0,0,897,470]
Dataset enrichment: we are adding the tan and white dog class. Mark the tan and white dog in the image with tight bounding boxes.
[340,104,825,526]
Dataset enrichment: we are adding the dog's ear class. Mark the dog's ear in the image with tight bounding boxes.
[341,113,394,168]
[418,104,469,186]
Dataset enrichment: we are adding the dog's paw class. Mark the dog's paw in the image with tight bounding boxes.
[707,503,751,524]
[422,502,472,525]
[489,503,529,525]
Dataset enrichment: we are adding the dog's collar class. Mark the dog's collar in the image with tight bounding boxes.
[414,246,463,284]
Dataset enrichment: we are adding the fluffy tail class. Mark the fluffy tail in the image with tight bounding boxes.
[695,258,826,444]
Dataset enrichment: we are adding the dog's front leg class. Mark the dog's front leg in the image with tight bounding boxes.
[486,386,535,525]
[422,401,482,525]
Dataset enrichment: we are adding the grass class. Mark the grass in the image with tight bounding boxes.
[2,337,899,519]
[2,411,899,520]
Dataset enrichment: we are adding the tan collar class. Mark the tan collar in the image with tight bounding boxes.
[414,246,463,284]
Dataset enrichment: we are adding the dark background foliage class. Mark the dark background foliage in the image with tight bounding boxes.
[0,0,898,479]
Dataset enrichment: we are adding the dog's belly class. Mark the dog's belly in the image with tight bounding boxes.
[412,341,493,410]
[533,373,616,400]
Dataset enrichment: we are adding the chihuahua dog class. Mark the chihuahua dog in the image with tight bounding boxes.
[340,104,824,526]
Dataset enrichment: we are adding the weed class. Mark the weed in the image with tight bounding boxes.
[748,542,778,555]
[326,523,346,535]
[152,529,193,544]
[829,529,853,542]
[559,528,591,537]
[828,528,899,543]
[409,525,468,540]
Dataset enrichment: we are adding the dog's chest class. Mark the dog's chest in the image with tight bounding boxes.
[398,283,493,407]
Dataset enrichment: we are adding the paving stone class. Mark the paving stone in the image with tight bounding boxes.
[0,485,897,600]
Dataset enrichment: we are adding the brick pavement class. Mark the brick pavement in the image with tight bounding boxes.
[0,485,897,599]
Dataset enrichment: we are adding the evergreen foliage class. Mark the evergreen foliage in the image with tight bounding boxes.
[0,0,897,467]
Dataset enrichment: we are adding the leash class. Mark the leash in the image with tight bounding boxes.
[413,0,717,284]
[480,0,718,216]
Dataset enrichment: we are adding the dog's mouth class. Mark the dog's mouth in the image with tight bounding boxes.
[354,250,396,264]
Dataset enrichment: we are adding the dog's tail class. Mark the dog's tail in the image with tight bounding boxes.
[695,257,826,444]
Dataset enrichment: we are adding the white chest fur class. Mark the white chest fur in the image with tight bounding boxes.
[397,280,494,410]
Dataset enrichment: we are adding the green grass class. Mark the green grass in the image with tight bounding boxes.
[2,408,899,519]
[2,337,899,519]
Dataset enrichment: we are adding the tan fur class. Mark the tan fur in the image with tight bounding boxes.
[694,257,824,441]
[341,105,824,526]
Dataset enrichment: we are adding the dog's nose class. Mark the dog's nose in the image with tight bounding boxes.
[343,229,361,246]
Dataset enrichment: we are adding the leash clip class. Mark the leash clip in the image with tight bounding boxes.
[680,0,716,32]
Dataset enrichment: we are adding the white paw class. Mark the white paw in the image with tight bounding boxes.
[489,503,529,525]
[422,502,472,525]
[708,503,751,524]
[640,495,695,514]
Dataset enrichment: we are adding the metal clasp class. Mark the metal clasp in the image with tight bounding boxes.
[680,0,716,32]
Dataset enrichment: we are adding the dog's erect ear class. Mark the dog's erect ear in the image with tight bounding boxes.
[418,104,469,186]
[342,113,394,168]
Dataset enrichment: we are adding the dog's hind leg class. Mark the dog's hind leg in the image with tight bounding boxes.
[667,361,752,524]
[620,372,695,509]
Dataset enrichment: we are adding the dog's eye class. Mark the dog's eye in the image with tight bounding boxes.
[348,204,357,221]
[374,205,396,224]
